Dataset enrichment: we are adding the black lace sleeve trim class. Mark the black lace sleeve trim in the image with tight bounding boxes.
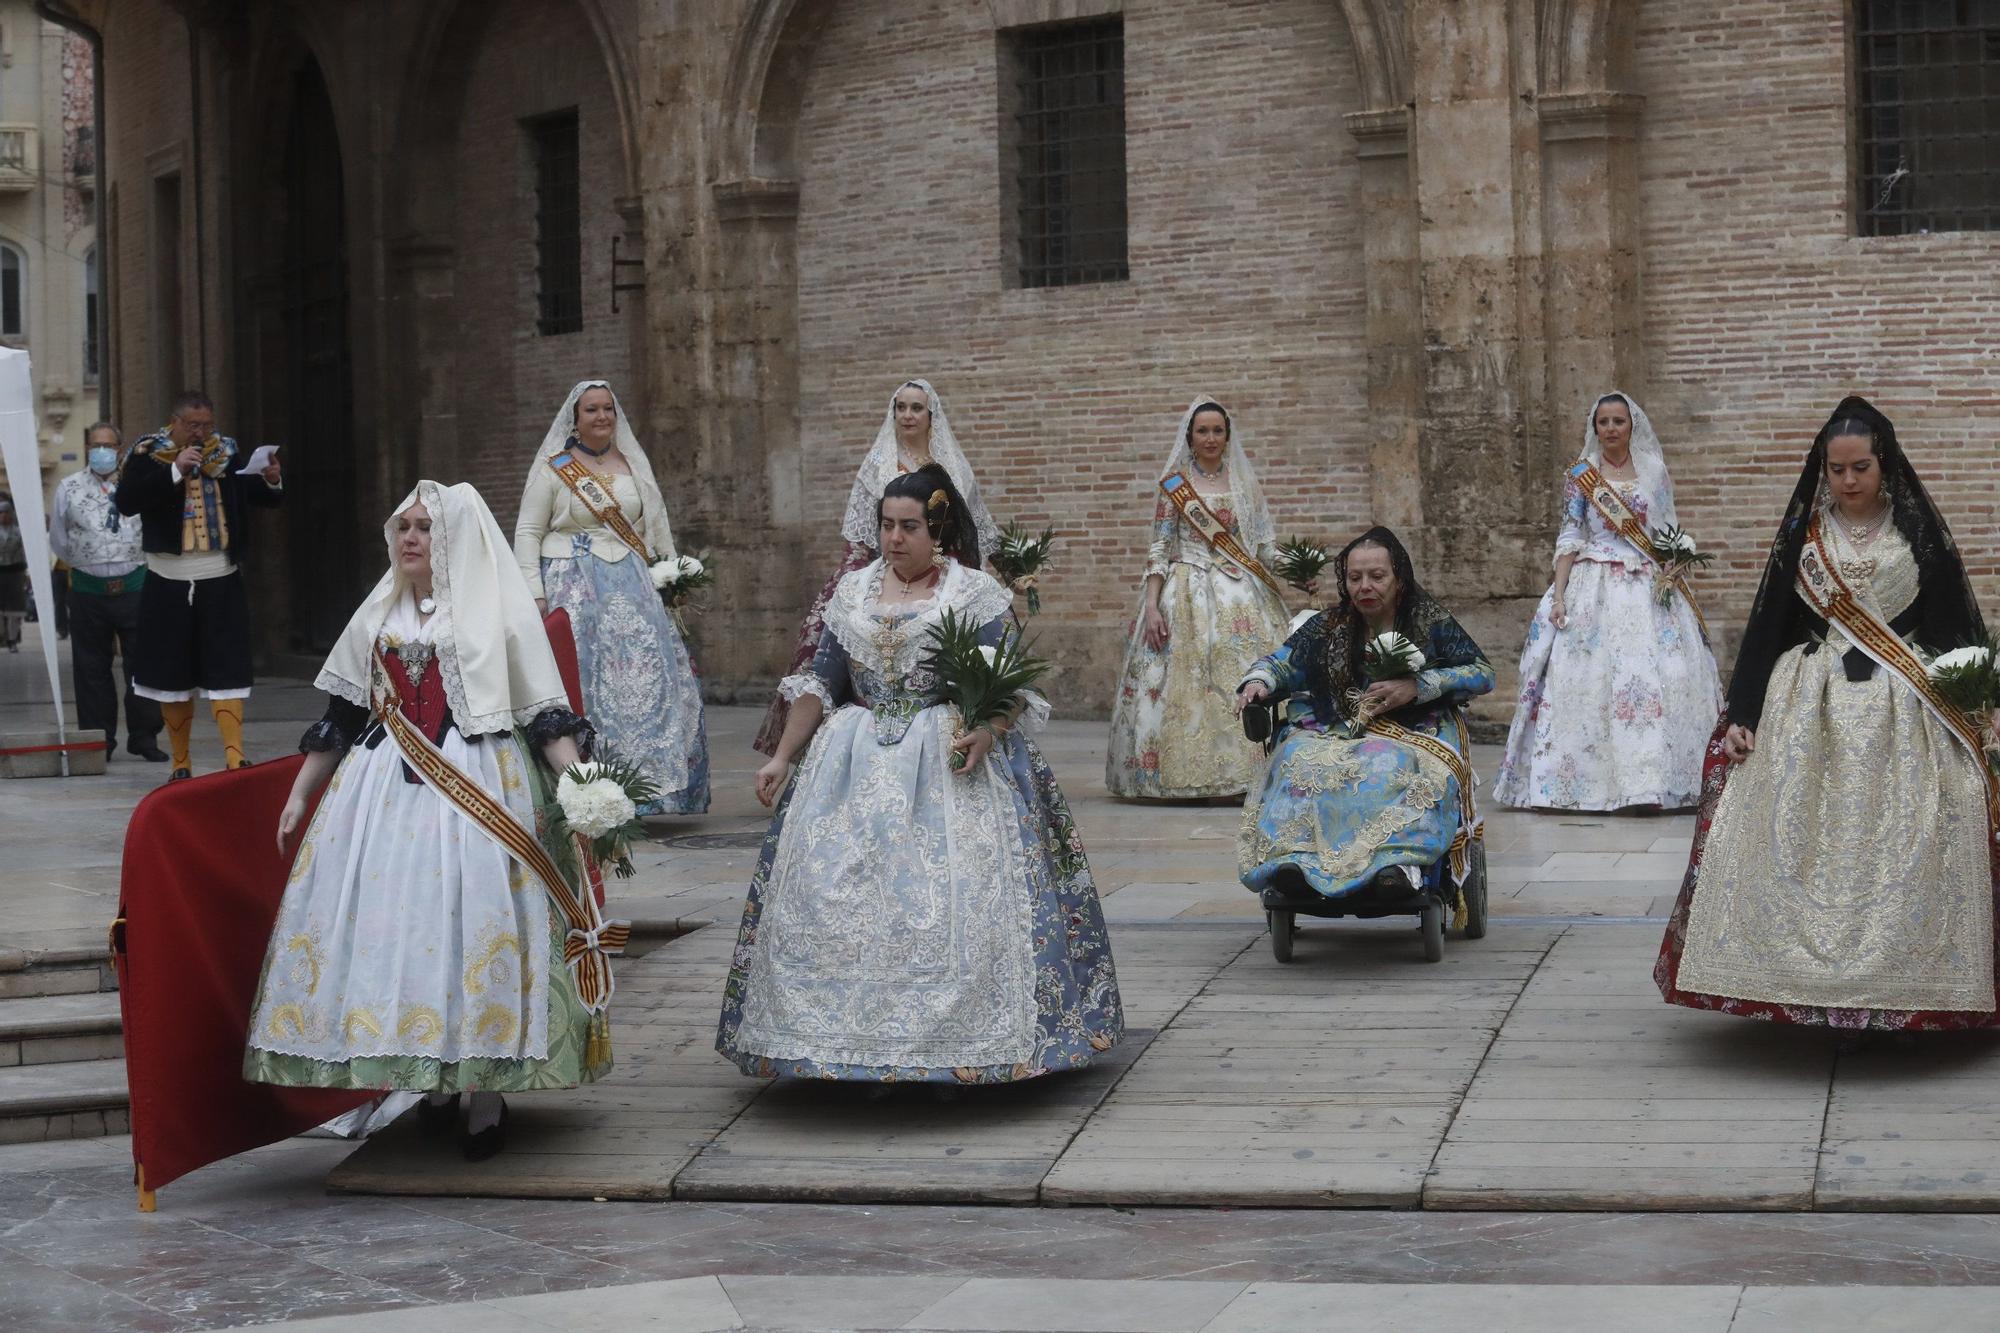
[525,707,597,759]
[300,695,371,753]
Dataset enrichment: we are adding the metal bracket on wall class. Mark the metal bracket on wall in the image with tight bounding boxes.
[610,234,646,314]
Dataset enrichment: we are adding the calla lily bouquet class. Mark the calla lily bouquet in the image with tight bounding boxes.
[541,751,659,881]
[1274,538,1333,594]
[922,607,1049,771]
[1363,630,1427,681]
[990,522,1057,617]
[1646,524,1714,607]
[1930,641,1998,716]
[650,553,715,628]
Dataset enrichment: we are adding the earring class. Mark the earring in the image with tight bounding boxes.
[931,550,948,569]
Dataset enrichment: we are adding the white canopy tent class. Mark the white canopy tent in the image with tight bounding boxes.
[0,347,71,774]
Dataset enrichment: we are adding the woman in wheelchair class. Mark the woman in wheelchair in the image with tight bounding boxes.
[1235,527,1493,909]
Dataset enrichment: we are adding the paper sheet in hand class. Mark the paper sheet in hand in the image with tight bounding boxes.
[235,445,279,475]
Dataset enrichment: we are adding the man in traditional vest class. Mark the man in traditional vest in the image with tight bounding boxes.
[48,421,165,762]
[115,391,283,780]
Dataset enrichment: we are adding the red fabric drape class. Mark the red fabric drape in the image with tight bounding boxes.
[114,612,597,1204]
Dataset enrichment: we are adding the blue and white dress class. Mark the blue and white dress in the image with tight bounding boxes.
[718,559,1123,1083]
[1239,604,1494,900]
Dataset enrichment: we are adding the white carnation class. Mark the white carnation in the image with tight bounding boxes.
[676,555,704,578]
[1931,646,1994,676]
[1369,631,1426,671]
[557,773,635,838]
[649,560,676,590]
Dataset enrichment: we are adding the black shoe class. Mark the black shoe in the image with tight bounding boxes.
[460,1099,508,1162]
[416,1094,460,1137]
[128,742,169,763]
[168,767,192,783]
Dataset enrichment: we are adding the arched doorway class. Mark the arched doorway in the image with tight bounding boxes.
[246,56,358,654]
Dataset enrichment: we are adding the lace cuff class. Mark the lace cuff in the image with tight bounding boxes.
[1240,664,1279,694]
[1412,670,1445,706]
[1008,689,1052,735]
[299,718,352,753]
[525,707,597,759]
[778,671,836,710]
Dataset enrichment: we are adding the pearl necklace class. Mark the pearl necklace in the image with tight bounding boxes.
[1834,501,1891,545]
[1191,457,1226,480]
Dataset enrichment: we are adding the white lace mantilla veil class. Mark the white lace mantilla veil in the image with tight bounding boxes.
[527,378,677,560]
[1578,390,1679,530]
[317,480,570,736]
[1157,396,1276,555]
[839,378,999,560]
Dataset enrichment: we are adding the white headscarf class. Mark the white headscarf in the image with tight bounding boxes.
[1578,391,1678,529]
[1157,396,1276,554]
[532,379,677,559]
[839,378,998,560]
[318,480,570,735]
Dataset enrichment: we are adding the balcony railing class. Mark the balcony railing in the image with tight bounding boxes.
[0,126,38,193]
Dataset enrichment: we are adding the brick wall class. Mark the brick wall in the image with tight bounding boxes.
[791,0,1369,710]
[447,0,639,531]
[1634,0,2000,656]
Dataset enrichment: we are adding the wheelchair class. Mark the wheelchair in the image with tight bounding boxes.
[1242,697,1488,964]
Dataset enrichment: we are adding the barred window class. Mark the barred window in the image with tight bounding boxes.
[527,109,583,335]
[1855,1,2000,236]
[1,245,24,337]
[1005,18,1128,288]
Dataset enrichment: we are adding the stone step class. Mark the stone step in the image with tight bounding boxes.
[0,1057,129,1144]
[0,944,120,1000]
[0,991,125,1066]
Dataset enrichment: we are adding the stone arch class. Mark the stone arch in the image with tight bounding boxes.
[1537,0,1638,95]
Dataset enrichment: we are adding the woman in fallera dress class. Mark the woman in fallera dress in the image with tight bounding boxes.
[245,482,612,1160]
[753,378,998,756]
[1494,392,1722,811]
[720,466,1122,1083]
[1656,397,2000,1029]
[515,380,709,814]
[1106,398,1290,799]
[1237,527,1494,904]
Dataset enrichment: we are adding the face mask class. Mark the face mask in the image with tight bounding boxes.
[88,446,119,475]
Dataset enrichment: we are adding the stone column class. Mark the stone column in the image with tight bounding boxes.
[1538,91,1645,428]
[1348,108,1425,536]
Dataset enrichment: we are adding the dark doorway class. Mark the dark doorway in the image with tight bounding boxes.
[266,59,359,653]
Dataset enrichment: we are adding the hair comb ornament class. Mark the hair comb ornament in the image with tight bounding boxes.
[928,489,950,512]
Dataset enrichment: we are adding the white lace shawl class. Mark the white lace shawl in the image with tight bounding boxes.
[317,480,570,735]
[1155,396,1276,555]
[839,379,999,560]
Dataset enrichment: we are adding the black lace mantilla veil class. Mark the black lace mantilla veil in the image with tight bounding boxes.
[1724,395,1986,733]
[1282,525,1487,725]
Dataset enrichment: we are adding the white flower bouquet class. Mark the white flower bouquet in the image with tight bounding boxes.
[923,607,1049,771]
[1929,639,2000,775]
[1362,630,1426,680]
[990,522,1056,617]
[1645,523,1715,607]
[541,751,659,881]
[650,552,715,608]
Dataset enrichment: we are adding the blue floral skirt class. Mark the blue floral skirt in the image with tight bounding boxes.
[542,551,710,815]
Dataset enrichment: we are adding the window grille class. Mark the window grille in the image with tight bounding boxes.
[1,246,24,337]
[528,109,583,335]
[1009,18,1128,288]
[84,246,97,381]
[1855,0,2000,235]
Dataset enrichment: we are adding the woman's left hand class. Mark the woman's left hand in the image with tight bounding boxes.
[951,725,997,774]
[1359,678,1420,717]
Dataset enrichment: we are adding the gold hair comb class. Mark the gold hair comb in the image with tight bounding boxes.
[927,489,950,511]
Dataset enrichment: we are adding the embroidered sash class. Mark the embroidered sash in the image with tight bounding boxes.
[1368,712,1483,887]
[1793,517,2000,832]
[1159,472,1282,595]
[1570,461,1709,642]
[548,452,652,562]
[374,653,629,1011]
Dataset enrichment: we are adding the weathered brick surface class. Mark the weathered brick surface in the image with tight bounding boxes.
[791,0,1369,702]
[1633,0,2000,649]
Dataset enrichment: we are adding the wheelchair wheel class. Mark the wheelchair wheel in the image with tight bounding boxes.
[1419,901,1445,962]
[1268,909,1295,963]
[1462,844,1489,940]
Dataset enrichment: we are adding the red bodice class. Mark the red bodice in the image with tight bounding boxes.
[383,648,451,745]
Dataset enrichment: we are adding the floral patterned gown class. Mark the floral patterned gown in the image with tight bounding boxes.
[719,560,1123,1082]
[1106,478,1290,798]
[1494,472,1721,811]
[1239,609,1494,900]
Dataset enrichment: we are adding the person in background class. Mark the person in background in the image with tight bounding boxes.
[115,391,283,781]
[48,423,165,761]
[0,491,23,652]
